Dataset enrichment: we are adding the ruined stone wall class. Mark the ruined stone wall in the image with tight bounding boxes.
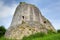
[5,2,56,39]
[10,3,42,27]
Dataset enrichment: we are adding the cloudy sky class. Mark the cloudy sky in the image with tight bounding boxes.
[0,0,60,30]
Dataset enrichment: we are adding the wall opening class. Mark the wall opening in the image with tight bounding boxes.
[22,16,24,19]
[44,21,46,23]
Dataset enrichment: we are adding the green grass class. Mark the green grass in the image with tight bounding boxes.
[0,33,60,40]
[33,33,60,40]
[0,37,16,40]
[22,33,60,40]
[0,37,8,40]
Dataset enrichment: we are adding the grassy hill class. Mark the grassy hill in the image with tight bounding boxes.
[22,33,60,40]
[0,33,60,40]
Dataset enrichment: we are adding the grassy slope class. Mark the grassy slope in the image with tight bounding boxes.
[22,33,60,40]
[33,33,60,40]
[0,33,60,40]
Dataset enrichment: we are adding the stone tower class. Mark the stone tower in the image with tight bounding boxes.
[11,2,43,27]
[5,2,56,39]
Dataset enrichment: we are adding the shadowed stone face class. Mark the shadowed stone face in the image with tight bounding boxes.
[5,2,56,40]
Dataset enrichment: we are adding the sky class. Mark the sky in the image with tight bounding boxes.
[0,0,60,30]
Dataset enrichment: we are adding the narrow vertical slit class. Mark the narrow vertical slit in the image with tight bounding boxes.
[22,16,24,19]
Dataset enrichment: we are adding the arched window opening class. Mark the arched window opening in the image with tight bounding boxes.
[22,16,24,19]
[44,21,46,23]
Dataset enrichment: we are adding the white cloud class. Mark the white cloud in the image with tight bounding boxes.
[0,1,18,18]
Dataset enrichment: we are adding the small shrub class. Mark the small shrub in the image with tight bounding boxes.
[20,2,26,4]
[22,21,25,24]
[0,26,6,37]
[57,29,60,33]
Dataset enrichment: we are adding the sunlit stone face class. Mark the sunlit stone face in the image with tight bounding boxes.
[10,2,42,27]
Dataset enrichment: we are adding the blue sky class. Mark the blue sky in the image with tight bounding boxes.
[0,0,60,30]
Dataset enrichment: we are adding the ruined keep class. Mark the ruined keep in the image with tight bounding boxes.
[5,2,56,39]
